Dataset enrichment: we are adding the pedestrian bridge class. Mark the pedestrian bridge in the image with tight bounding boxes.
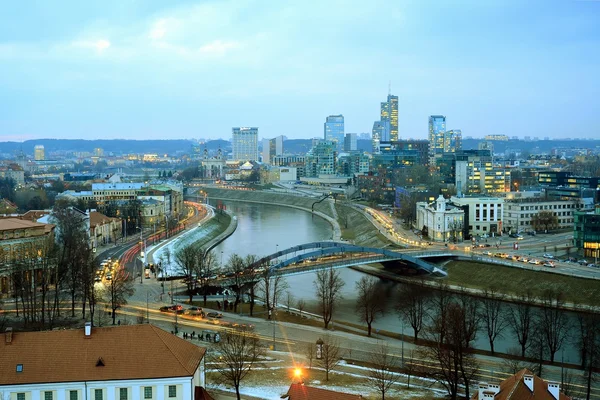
[249,241,451,278]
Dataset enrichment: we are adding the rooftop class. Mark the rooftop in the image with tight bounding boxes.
[0,218,48,232]
[0,324,206,386]
[283,383,363,400]
[471,369,571,400]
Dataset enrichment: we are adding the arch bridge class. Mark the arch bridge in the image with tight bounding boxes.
[249,241,451,278]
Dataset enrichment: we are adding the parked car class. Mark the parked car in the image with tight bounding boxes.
[160,305,184,314]
[206,312,223,319]
[578,259,589,265]
[543,253,555,259]
[588,263,598,269]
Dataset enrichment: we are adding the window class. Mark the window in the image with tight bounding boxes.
[168,386,177,398]
[119,388,128,400]
[70,391,78,400]
[17,394,25,400]
[94,389,103,400]
[144,387,153,399]
[45,392,53,400]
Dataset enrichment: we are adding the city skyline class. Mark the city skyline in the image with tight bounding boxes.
[1,1,599,141]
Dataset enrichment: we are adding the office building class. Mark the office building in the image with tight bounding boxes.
[305,140,337,177]
[324,115,345,152]
[503,195,580,234]
[443,129,462,153]
[371,121,389,153]
[451,195,504,237]
[428,115,446,162]
[574,205,600,259]
[381,94,399,141]
[261,135,284,164]
[232,127,259,162]
[344,133,357,152]
[34,145,45,161]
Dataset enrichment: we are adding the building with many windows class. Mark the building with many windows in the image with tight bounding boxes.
[574,205,600,260]
[0,324,207,400]
[381,94,398,142]
[371,120,389,153]
[232,127,259,162]
[344,133,357,152]
[416,195,465,242]
[443,129,462,153]
[324,115,345,152]
[428,115,446,163]
[502,194,580,234]
[34,145,45,161]
[261,136,284,164]
[304,140,338,177]
[451,196,504,237]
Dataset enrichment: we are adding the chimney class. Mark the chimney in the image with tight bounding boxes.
[5,327,13,344]
[478,383,488,400]
[548,381,560,400]
[84,322,92,337]
[524,375,534,393]
[488,383,500,395]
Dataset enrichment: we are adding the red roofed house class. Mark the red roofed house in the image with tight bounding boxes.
[472,369,571,400]
[0,324,207,400]
[283,383,363,400]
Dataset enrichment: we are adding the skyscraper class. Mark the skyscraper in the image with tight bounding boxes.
[371,120,389,153]
[261,135,284,164]
[443,129,462,153]
[344,133,357,152]
[305,140,338,177]
[428,115,446,162]
[324,115,344,152]
[232,127,259,162]
[34,145,45,161]
[381,94,398,141]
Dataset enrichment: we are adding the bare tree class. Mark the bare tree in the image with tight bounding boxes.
[243,254,259,316]
[502,347,537,374]
[314,267,345,329]
[271,274,289,311]
[355,276,384,337]
[225,254,246,312]
[297,299,306,317]
[575,309,600,400]
[540,290,569,362]
[368,342,401,400]
[305,343,314,370]
[422,301,479,400]
[318,335,342,382]
[429,280,452,344]
[106,268,134,325]
[197,249,219,307]
[507,291,536,357]
[397,281,429,342]
[174,244,201,303]
[479,286,508,355]
[212,330,265,400]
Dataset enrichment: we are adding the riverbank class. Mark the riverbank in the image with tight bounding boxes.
[202,187,343,241]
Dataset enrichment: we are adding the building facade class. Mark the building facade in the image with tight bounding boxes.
[344,133,357,152]
[443,129,462,153]
[324,115,345,152]
[381,94,399,142]
[416,195,465,242]
[0,324,207,400]
[305,140,338,177]
[232,127,259,162]
[451,196,504,237]
[34,145,45,161]
[261,136,284,164]
[89,211,122,249]
[428,115,446,162]
[574,206,600,259]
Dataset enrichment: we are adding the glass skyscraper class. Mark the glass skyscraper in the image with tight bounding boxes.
[428,115,446,161]
[381,94,398,142]
[232,127,259,161]
[324,115,345,152]
[443,129,462,153]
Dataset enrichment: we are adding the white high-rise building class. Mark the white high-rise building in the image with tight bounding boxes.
[34,145,45,161]
[232,127,259,162]
[261,135,284,164]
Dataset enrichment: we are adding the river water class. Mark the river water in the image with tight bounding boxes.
[210,200,581,364]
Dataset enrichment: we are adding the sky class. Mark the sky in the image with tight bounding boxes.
[0,0,599,142]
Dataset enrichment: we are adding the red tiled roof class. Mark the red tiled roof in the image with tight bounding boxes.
[284,384,363,400]
[89,211,119,228]
[472,369,572,400]
[0,218,46,232]
[0,324,206,385]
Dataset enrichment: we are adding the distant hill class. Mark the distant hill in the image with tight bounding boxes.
[462,138,600,154]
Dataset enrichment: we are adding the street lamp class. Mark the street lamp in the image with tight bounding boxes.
[316,338,324,360]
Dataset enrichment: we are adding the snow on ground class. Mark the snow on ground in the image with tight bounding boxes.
[152,222,219,277]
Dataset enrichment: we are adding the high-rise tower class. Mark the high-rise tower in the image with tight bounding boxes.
[324,115,344,152]
[428,115,446,162]
[232,127,259,162]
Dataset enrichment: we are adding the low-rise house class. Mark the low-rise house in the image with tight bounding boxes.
[0,324,207,400]
[472,368,571,400]
[416,195,465,242]
[89,211,122,249]
[283,383,363,400]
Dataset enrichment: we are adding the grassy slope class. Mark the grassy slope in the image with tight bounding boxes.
[445,260,600,306]
[335,203,388,248]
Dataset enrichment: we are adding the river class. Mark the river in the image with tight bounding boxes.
[210,199,581,364]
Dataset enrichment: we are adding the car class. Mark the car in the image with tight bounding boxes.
[543,253,555,259]
[578,259,589,265]
[520,257,529,263]
[94,276,101,282]
[185,306,204,316]
[160,305,184,314]
[509,233,519,238]
[206,312,223,319]
[588,263,598,269]
[543,262,555,268]
[105,273,112,281]
[516,235,524,240]
[529,259,540,265]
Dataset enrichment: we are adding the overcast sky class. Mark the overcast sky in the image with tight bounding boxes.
[0,0,598,142]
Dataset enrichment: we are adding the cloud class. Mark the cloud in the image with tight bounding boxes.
[199,39,239,56]
[149,19,167,40]
[71,39,111,53]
